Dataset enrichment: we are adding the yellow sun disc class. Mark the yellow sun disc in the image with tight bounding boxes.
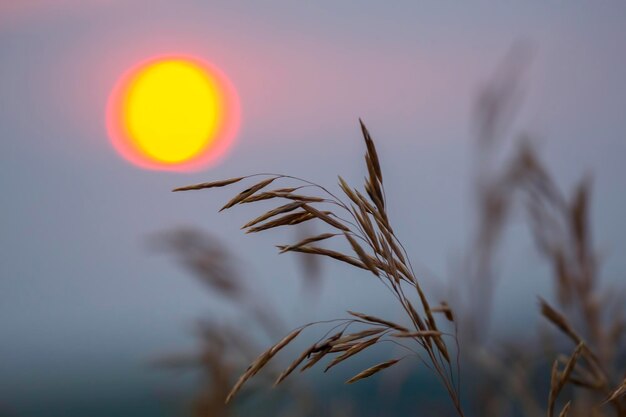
[107,56,240,171]
[125,60,220,163]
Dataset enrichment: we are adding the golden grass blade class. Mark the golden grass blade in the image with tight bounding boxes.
[557,401,571,417]
[346,359,399,384]
[559,342,583,387]
[277,245,367,270]
[338,176,359,205]
[330,329,385,346]
[604,378,626,404]
[279,233,337,253]
[274,345,315,386]
[371,205,392,233]
[539,298,582,344]
[221,177,277,211]
[225,328,301,403]
[354,203,380,252]
[281,330,347,378]
[414,283,437,332]
[242,202,304,229]
[301,204,350,232]
[269,328,302,355]
[324,337,380,372]
[240,188,299,203]
[244,191,325,204]
[407,301,426,328]
[301,346,331,372]
[548,359,559,417]
[359,119,382,182]
[246,212,315,233]
[267,187,299,193]
[405,300,429,340]
[172,177,244,192]
[355,190,377,215]
[344,233,379,276]
[384,231,406,264]
[329,343,356,353]
[432,336,450,363]
[365,181,385,215]
[318,330,346,347]
[377,237,402,285]
[366,162,382,204]
[280,194,326,203]
[431,302,454,322]
[405,296,449,362]
[347,311,408,332]
[547,343,583,417]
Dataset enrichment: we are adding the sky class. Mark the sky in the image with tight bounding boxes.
[1,1,626,414]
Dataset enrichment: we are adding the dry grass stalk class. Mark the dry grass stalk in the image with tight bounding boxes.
[548,343,583,417]
[242,202,304,229]
[301,204,350,232]
[246,212,316,233]
[347,311,409,332]
[324,337,381,372]
[301,346,333,372]
[605,380,626,404]
[540,298,583,345]
[329,328,385,346]
[431,302,454,321]
[221,177,277,211]
[513,147,626,416]
[558,402,571,417]
[276,245,367,270]
[167,137,626,417]
[154,229,337,417]
[176,120,465,416]
[172,177,244,191]
[440,45,626,417]
[346,359,400,384]
[279,233,337,253]
[226,328,302,403]
[174,76,626,415]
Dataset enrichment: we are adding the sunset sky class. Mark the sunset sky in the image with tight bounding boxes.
[1,2,625,415]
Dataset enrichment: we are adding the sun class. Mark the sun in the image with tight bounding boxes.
[106,56,239,171]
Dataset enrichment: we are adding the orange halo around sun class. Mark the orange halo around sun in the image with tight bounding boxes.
[106,55,240,171]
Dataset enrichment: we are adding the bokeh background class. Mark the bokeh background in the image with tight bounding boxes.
[1,1,625,416]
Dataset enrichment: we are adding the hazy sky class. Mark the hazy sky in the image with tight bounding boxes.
[1,1,625,412]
